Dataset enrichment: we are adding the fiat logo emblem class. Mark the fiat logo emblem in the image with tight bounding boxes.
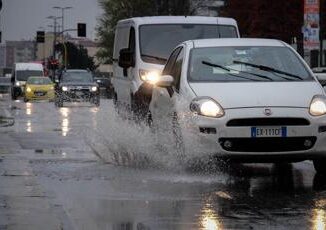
[264,108,272,116]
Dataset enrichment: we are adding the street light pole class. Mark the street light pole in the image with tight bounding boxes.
[47,16,61,79]
[53,6,72,39]
[53,7,72,68]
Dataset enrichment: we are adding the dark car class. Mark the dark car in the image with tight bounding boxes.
[94,76,114,98]
[55,69,100,107]
[0,77,11,94]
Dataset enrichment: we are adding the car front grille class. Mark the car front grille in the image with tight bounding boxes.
[219,137,316,152]
[226,118,310,127]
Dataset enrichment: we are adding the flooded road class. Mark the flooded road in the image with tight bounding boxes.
[0,94,326,230]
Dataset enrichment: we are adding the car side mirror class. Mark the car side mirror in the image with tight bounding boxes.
[118,48,134,68]
[156,75,174,88]
[315,73,326,87]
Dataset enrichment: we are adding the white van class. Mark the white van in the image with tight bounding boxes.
[11,62,44,100]
[112,16,239,120]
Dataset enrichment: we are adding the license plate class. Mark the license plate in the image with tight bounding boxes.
[251,127,287,138]
[34,92,46,96]
[76,91,84,96]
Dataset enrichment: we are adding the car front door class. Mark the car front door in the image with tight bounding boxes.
[150,46,185,131]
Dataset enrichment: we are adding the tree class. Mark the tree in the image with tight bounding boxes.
[221,0,303,44]
[56,42,96,70]
[96,0,191,64]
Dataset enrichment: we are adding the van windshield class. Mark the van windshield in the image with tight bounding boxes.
[16,70,43,81]
[139,24,237,64]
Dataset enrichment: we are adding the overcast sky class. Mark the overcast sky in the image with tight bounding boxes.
[1,0,103,41]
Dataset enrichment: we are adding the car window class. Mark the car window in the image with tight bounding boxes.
[170,48,184,91]
[162,47,182,76]
[139,24,238,64]
[61,72,93,83]
[188,46,313,82]
[27,77,52,85]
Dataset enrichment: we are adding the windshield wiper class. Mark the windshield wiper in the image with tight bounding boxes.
[202,61,273,81]
[233,60,303,80]
[141,54,167,62]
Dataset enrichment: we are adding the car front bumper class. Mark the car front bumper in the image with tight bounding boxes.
[25,90,55,100]
[59,90,99,102]
[182,107,326,161]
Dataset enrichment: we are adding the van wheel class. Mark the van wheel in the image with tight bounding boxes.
[11,90,17,100]
[313,160,326,174]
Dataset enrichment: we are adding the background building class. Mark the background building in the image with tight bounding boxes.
[0,41,37,68]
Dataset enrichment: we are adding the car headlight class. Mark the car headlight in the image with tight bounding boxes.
[26,87,32,93]
[310,95,326,116]
[190,97,224,118]
[62,86,68,92]
[91,86,97,92]
[139,69,160,85]
[15,82,20,86]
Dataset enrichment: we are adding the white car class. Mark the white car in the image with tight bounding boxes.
[149,38,326,174]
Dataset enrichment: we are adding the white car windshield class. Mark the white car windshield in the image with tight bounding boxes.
[16,70,43,81]
[188,46,312,82]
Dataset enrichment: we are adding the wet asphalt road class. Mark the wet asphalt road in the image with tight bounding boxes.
[1,93,326,230]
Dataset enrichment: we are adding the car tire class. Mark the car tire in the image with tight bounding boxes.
[55,98,63,107]
[11,90,17,100]
[23,97,28,103]
[91,96,100,107]
[313,159,326,174]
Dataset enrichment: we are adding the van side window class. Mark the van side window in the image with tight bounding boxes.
[162,47,182,76]
[171,48,184,91]
[129,27,135,52]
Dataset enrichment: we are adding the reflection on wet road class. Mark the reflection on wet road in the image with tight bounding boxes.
[1,95,326,229]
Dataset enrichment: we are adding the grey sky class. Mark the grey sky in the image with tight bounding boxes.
[1,0,103,41]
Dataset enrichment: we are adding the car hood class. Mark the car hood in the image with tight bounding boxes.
[59,82,97,87]
[27,84,53,91]
[189,81,323,109]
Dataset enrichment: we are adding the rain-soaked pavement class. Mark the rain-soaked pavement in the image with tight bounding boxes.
[0,93,326,230]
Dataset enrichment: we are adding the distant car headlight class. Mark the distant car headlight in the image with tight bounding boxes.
[139,69,160,85]
[15,82,20,86]
[26,87,32,93]
[91,86,98,92]
[62,86,68,92]
[310,95,326,116]
[190,97,224,118]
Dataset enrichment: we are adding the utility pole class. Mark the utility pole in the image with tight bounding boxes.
[47,16,61,59]
[320,0,324,66]
[47,16,61,80]
[53,6,73,39]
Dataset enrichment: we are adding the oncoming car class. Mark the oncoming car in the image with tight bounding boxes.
[149,38,326,174]
[55,69,100,107]
[24,76,54,102]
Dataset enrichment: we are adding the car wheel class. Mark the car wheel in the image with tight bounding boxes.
[23,97,28,103]
[55,98,63,107]
[93,97,100,107]
[313,159,326,174]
